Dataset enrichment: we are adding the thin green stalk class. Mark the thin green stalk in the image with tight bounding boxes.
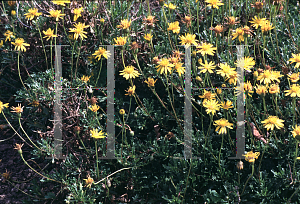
[95,140,99,179]
[241,163,254,196]
[262,35,266,67]
[50,39,53,73]
[121,49,126,69]
[76,132,91,155]
[20,153,62,183]
[293,97,296,126]
[71,40,76,82]
[17,51,31,97]
[164,74,183,132]
[18,117,44,152]
[293,141,298,178]
[218,134,224,170]
[263,95,267,119]
[258,133,269,175]
[75,38,83,79]
[2,112,29,146]
[210,9,215,42]
[197,1,199,34]
[37,27,49,71]
[95,58,103,87]
[181,159,192,204]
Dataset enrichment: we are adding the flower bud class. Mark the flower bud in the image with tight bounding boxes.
[192,50,197,57]
[130,131,134,136]
[119,109,125,115]
[158,0,165,6]
[196,76,202,82]
[237,160,243,170]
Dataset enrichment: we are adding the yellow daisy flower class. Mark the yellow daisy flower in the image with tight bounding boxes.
[114,37,127,45]
[217,63,236,78]
[24,8,42,20]
[235,56,255,71]
[196,42,217,56]
[52,0,70,6]
[232,27,245,42]
[205,0,224,9]
[261,115,284,131]
[92,47,111,60]
[289,53,300,69]
[173,62,185,77]
[89,104,100,112]
[164,3,177,9]
[249,16,266,29]
[243,151,260,163]
[156,58,175,75]
[119,65,141,80]
[285,84,300,97]
[73,7,83,21]
[116,19,132,30]
[42,28,57,41]
[11,38,30,52]
[260,20,274,35]
[90,128,106,139]
[292,125,300,141]
[0,101,9,113]
[225,71,238,85]
[81,75,91,83]
[199,90,216,102]
[69,22,89,40]
[11,104,23,113]
[4,30,14,42]
[144,33,153,41]
[167,21,180,34]
[202,99,220,115]
[214,118,233,134]
[220,101,234,110]
[255,85,268,95]
[198,60,216,74]
[179,33,198,48]
[257,70,273,84]
[48,10,65,21]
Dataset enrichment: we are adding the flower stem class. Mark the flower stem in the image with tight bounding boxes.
[218,134,224,170]
[71,40,76,82]
[241,163,254,196]
[95,58,103,87]
[293,141,298,178]
[17,51,31,97]
[20,153,62,183]
[75,38,83,79]
[18,117,44,152]
[95,140,99,179]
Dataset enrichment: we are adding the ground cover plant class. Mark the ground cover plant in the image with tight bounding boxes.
[1,0,300,203]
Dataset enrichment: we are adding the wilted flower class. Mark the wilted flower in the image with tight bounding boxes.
[145,77,157,87]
